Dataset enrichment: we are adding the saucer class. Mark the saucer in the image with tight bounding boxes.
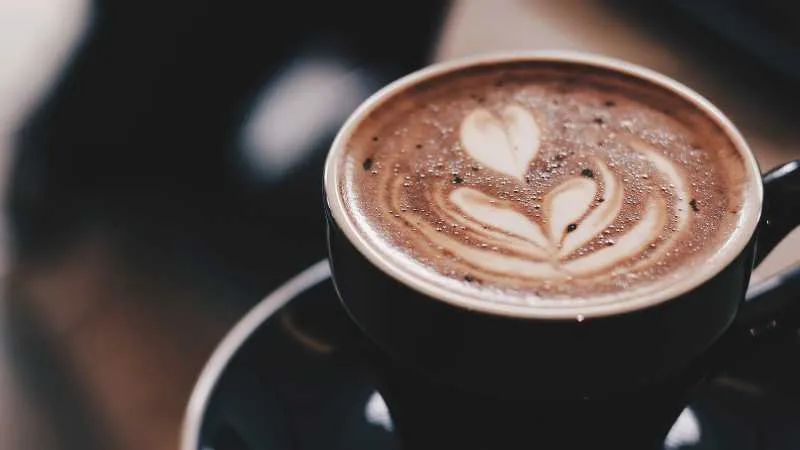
[182,260,800,450]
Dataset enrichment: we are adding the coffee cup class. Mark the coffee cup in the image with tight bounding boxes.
[323,51,800,448]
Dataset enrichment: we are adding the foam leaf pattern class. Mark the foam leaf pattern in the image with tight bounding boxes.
[450,187,550,258]
[460,105,540,180]
[559,162,622,256]
[433,107,692,282]
[562,196,664,275]
[544,178,596,246]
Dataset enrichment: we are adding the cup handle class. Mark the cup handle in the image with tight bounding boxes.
[735,160,800,339]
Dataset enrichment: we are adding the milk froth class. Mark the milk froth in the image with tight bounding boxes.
[336,61,748,304]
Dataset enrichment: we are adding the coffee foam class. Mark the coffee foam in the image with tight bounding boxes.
[332,59,753,311]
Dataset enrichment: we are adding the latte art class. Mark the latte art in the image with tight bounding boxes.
[438,106,690,280]
[337,61,747,302]
[381,107,689,285]
[460,105,540,180]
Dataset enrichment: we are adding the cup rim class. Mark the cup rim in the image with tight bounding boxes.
[324,50,763,320]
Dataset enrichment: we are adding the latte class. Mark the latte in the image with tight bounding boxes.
[332,60,750,306]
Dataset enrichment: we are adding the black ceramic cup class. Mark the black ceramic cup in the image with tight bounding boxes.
[323,52,800,449]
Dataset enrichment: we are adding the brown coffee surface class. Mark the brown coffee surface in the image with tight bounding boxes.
[337,61,747,303]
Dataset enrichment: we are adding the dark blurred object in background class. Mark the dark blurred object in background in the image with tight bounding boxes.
[6,0,449,300]
[1,2,448,449]
[667,0,800,81]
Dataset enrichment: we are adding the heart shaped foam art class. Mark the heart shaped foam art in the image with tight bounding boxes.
[413,104,691,281]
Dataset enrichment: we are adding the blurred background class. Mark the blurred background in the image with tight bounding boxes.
[0,1,799,449]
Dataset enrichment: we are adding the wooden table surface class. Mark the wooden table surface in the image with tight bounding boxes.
[0,2,798,450]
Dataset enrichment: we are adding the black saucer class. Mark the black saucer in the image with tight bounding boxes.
[181,261,800,450]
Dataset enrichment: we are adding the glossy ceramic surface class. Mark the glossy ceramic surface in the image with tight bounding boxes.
[183,261,800,450]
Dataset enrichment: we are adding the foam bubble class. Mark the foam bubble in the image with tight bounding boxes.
[340,61,746,302]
